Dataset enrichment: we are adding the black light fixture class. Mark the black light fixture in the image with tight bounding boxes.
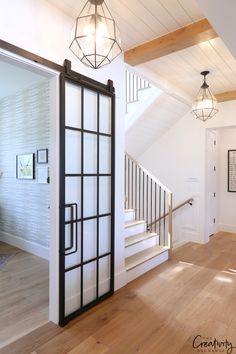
[192,71,218,122]
[70,0,122,69]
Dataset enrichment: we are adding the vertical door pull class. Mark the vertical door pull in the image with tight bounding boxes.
[63,203,78,255]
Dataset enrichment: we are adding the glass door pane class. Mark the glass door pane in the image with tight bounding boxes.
[59,74,115,326]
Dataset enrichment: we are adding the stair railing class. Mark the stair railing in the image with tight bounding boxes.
[125,70,151,113]
[125,152,173,252]
[148,198,194,227]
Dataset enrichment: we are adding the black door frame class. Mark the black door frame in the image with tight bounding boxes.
[0,39,116,327]
[59,63,115,326]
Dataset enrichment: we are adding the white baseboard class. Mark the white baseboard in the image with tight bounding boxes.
[217,224,236,234]
[172,240,188,250]
[115,269,127,290]
[0,230,49,260]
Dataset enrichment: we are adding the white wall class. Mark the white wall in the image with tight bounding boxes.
[139,101,236,245]
[0,0,125,323]
[217,127,236,233]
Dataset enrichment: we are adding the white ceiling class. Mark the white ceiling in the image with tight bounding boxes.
[46,0,236,98]
[46,0,204,50]
[142,37,236,97]
[0,60,46,99]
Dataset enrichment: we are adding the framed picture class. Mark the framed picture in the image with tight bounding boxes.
[37,148,48,164]
[228,150,236,192]
[16,153,35,179]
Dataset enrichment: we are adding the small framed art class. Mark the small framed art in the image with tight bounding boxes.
[37,149,48,164]
[228,149,236,192]
[16,153,35,179]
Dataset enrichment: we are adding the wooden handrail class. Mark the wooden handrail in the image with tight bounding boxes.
[148,197,193,228]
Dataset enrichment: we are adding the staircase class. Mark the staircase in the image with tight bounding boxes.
[124,71,193,283]
[124,153,173,283]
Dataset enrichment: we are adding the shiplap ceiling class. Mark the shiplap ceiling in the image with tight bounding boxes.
[47,0,236,97]
[141,37,236,97]
[46,0,204,50]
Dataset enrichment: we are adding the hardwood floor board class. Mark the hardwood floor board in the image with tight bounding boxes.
[0,323,62,354]
[67,336,109,354]
[0,242,49,349]
[0,295,48,331]
[30,300,124,354]
[2,232,236,354]
[92,307,164,353]
[0,306,48,348]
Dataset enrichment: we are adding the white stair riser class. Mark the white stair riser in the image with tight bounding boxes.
[125,236,159,258]
[125,210,136,223]
[126,251,168,283]
[125,223,146,238]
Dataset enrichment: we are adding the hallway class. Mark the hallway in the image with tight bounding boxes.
[1,232,236,354]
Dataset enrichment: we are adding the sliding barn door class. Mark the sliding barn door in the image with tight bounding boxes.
[59,73,115,326]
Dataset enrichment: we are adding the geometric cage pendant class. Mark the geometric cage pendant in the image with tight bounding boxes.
[70,0,122,69]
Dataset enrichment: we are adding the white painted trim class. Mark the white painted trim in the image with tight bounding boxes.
[48,73,60,324]
[0,48,58,78]
[217,224,236,233]
[115,270,127,290]
[172,240,188,250]
[0,230,49,260]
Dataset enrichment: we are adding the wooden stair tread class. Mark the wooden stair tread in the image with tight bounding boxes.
[125,220,145,228]
[125,245,169,271]
[125,232,158,248]
[125,209,135,213]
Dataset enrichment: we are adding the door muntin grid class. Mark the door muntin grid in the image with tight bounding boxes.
[59,75,115,325]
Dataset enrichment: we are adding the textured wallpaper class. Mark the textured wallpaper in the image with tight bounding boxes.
[0,80,50,247]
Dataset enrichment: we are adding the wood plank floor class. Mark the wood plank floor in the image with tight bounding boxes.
[1,232,236,354]
[0,242,49,349]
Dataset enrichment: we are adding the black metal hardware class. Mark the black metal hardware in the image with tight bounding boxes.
[63,203,78,255]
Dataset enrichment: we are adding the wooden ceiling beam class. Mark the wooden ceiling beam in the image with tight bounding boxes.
[215,90,236,103]
[124,18,218,66]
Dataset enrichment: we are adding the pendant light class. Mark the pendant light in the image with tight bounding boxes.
[70,0,122,69]
[192,71,218,122]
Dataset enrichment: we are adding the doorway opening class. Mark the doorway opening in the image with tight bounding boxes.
[206,127,236,241]
[0,51,59,348]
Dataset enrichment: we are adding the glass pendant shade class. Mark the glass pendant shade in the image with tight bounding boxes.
[191,71,218,122]
[70,0,122,69]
